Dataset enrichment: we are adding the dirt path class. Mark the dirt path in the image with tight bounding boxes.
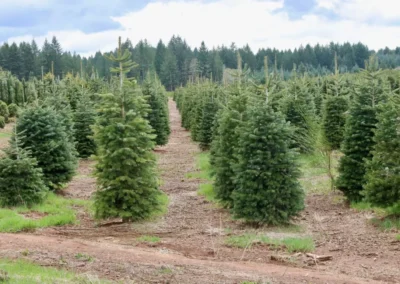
[0,100,398,283]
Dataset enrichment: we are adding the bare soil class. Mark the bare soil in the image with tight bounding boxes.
[0,100,398,283]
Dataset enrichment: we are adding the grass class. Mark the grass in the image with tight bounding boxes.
[0,193,90,233]
[198,183,217,202]
[0,132,10,138]
[75,253,94,262]
[0,259,108,283]
[137,235,160,243]
[225,234,314,253]
[351,202,400,231]
[186,152,213,181]
[150,192,169,220]
[396,234,400,241]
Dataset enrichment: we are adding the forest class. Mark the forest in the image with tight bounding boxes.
[0,33,399,283]
[2,35,400,90]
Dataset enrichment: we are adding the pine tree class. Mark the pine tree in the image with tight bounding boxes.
[364,100,400,207]
[336,68,387,202]
[232,101,304,224]
[154,40,167,76]
[0,101,9,122]
[142,75,170,146]
[7,103,18,118]
[199,92,219,150]
[0,116,5,129]
[74,95,96,158]
[0,131,48,206]
[94,37,163,221]
[14,107,77,190]
[160,51,179,91]
[212,93,248,207]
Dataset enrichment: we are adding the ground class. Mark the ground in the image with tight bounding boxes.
[0,100,398,283]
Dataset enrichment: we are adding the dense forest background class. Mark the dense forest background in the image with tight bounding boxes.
[1,35,400,90]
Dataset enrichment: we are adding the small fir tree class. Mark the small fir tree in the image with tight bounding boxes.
[8,103,18,118]
[0,131,48,206]
[0,101,9,122]
[232,100,304,224]
[199,94,219,150]
[13,107,77,190]
[336,68,387,201]
[94,37,163,221]
[364,101,400,207]
[74,95,96,158]
[0,116,4,129]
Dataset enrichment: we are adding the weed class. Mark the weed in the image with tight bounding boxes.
[75,253,94,262]
[198,183,216,202]
[186,152,212,181]
[0,193,89,233]
[225,234,315,253]
[20,250,30,257]
[371,216,400,231]
[0,133,10,138]
[158,267,173,274]
[137,235,160,243]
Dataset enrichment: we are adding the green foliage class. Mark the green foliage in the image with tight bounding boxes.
[73,95,96,158]
[137,235,160,243]
[0,193,87,232]
[13,107,77,190]
[364,101,400,207]
[322,96,349,149]
[0,101,9,122]
[7,103,18,118]
[199,95,219,150]
[142,76,170,146]
[337,70,388,202]
[212,94,248,208]
[232,102,304,224]
[0,132,48,206]
[0,116,4,129]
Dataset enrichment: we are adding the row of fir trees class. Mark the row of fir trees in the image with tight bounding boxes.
[174,54,400,225]
[0,38,171,224]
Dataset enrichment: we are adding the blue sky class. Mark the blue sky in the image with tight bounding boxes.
[1,0,399,55]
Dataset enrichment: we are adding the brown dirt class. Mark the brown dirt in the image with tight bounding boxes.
[0,100,398,283]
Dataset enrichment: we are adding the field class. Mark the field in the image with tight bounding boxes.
[0,100,398,284]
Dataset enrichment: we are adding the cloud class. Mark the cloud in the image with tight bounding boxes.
[3,0,400,56]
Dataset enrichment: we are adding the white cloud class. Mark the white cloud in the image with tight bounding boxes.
[4,0,400,56]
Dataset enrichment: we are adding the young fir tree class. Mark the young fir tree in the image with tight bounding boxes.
[212,93,248,207]
[322,54,349,150]
[0,131,48,206]
[74,94,96,158]
[199,93,219,150]
[232,98,304,224]
[94,37,163,221]
[336,67,387,202]
[0,116,4,128]
[14,107,77,190]
[142,75,170,146]
[8,103,18,118]
[364,100,400,207]
[0,101,9,122]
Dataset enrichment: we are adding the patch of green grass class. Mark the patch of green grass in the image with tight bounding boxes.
[0,132,10,138]
[150,192,169,220]
[396,234,400,241]
[225,234,314,253]
[186,152,212,181]
[158,267,173,274]
[282,237,315,253]
[137,235,160,243]
[371,216,400,231]
[75,253,94,262]
[0,193,89,233]
[0,259,108,283]
[198,183,216,202]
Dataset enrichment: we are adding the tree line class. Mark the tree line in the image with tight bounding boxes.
[2,35,400,90]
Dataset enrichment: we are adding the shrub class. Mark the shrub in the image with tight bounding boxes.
[8,103,19,118]
[0,116,5,129]
[0,101,9,122]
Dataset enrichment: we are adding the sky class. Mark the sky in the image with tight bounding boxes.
[1,0,400,56]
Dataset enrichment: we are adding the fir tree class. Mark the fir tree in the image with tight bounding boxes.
[0,131,48,206]
[8,103,18,118]
[232,101,304,224]
[323,95,348,150]
[336,68,387,201]
[364,100,400,207]
[142,75,170,146]
[94,37,163,221]
[14,107,77,190]
[212,93,248,207]
[74,95,96,158]
[0,116,5,129]
[199,93,219,150]
[0,101,9,122]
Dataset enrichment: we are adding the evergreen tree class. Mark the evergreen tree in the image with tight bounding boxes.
[0,131,48,206]
[336,68,387,201]
[74,95,96,158]
[197,42,209,78]
[142,75,170,146]
[364,100,400,207]
[160,51,179,91]
[0,101,9,122]
[232,101,304,224]
[199,90,219,150]
[0,116,4,129]
[154,40,167,76]
[212,93,248,207]
[7,103,18,118]
[94,37,163,221]
[323,96,348,150]
[14,107,77,190]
